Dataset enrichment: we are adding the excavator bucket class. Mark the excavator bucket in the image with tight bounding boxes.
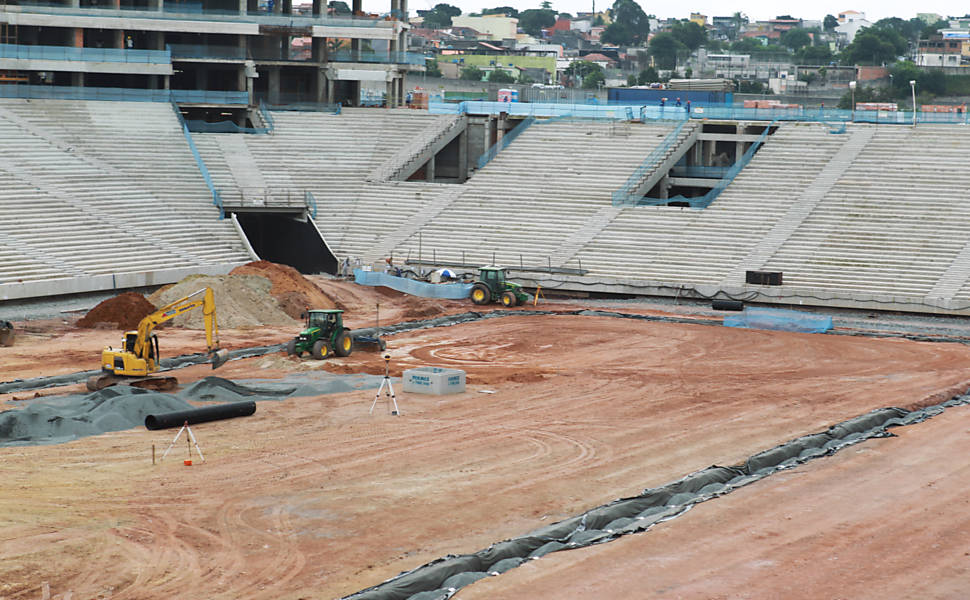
[210,348,230,370]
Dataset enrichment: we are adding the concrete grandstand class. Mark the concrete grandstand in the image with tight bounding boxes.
[3,96,970,318]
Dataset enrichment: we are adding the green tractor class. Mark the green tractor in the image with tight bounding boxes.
[470,266,530,307]
[286,309,354,359]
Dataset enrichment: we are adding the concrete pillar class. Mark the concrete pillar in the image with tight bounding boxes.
[484,116,493,151]
[237,65,246,92]
[70,0,79,7]
[496,113,507,143]
[426,154,435,182]
[312,0,322,15]
[148,0,162,10]
[196,67,209,90]
[315,69,326,103]
[326,76,334,104]
[385,79,394,108]
[71,72,85,87]
[163,75,170,89]
[282,0,292,14]
[735,141,744,164]
[659,174,669,199]
[457,128,468,182]
[238,0,246,15]
[268,67,280,104]
[114,30,124,49]
[704,139,715,166]
[312,37,324,62]
[72,28,83,47]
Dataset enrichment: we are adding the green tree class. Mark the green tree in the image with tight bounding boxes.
[459,66,484,80]
[921,19,948,38]
[601,0,650,46]
[564,60,602,79]
[729,11,747,41]
[540,0,551,8]
[626,73,638,86]
[636,66,658,84]
[823,14,838,31]
[488,69,516,83]
[649,32,687,70]
[780,27,812,50]
[841,26,907,65]
[425,59,442,77]
[327,0,350,14]
[517,71,535,84]
[797,44,834,64]
[481,6,518,17]
[670,20,706,51]
[874,16,925,41]
[583,71,605,89]
[421,3,461,28]
[518,8,557,36]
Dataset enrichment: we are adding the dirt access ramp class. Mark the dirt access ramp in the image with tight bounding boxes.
[3,315,970,598]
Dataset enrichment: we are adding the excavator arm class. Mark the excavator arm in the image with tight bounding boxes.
[132,287,220,360]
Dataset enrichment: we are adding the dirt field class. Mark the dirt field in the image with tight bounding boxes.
[2,278,970,599]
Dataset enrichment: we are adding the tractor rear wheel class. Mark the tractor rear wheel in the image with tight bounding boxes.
[471,283,491,305]
[312,339,329,360]
[501,291,517,307]
[335,330,354,357]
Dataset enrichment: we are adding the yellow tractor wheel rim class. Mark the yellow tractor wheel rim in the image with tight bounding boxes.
[343,337,352,351]
[473,289,485,300]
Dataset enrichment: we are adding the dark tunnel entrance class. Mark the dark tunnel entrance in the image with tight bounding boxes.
[234,214,337,274]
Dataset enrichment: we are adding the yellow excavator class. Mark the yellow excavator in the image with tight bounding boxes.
[86,287,230,392]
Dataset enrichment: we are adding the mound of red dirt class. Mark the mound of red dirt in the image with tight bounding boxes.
[77,292,156,330]
[229,261,341,319]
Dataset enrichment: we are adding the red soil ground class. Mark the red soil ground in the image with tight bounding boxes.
[2,282,970,599]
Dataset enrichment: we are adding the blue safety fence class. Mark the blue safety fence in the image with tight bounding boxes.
[724,307,833,334]
[354,269,473,300]
[0,43,171,64]
[7,1,399,27]
[612,119,689,206]
[330,49,426,65]
[305,190,318,219]
[170,100,225,218]
[431,100,970,125]
[476,116,535,170]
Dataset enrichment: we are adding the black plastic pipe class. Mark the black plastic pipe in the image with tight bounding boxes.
[144,400,256,430]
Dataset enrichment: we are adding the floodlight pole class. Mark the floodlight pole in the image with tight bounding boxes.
[849,80,856,122]
[910,79,917,126]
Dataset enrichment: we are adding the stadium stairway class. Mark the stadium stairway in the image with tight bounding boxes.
[365,113,467,182]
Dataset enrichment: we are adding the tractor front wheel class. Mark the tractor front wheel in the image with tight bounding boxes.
[312,339,329,360]
[471,283,491,305]
[286,339,301,357]
[501,291,518,307]
[335,330,354,357]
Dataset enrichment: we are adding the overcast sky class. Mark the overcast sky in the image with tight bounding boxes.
[383,0,965,24]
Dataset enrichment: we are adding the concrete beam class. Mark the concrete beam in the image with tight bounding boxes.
[2,12,259,34]
[698,132,766,143]
[0,57,173,75]
[668,176,719,188]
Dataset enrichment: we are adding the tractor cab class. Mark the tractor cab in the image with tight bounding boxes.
[306,309,341,333]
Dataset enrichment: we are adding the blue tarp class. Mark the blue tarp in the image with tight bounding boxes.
[354,269,472,300]
[724,307,833,334]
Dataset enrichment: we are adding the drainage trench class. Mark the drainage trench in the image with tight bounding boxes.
[343,394,970,600]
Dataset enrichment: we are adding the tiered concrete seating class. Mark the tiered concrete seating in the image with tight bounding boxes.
[390,118,679,268]
[573,123,845,283]
[762,124,970,299]
[0,98,250,291]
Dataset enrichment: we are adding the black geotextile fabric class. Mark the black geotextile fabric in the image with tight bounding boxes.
[0,374,385,446]
[343,395,970,600]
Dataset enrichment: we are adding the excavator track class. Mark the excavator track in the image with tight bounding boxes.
[86,373,178,392]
